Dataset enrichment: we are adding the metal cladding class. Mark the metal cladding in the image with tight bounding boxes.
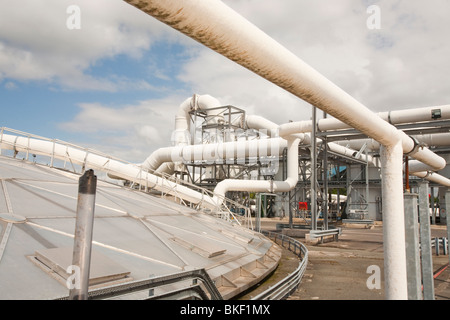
[0,155,281,299]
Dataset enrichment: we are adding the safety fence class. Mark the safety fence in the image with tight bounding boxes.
[251,231,308,300]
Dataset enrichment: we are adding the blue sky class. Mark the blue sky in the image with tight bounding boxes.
[1,0,450,162]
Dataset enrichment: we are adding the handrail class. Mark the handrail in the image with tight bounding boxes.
[252,231,308,300]
[56,268,223,300]
[0,127,252,227]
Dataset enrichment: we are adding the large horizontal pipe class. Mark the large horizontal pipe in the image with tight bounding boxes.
[142,137,286,172]
[412,171,450,186]
[339,132,450,152]
[124,0,445,173]
[317,104,450,132]
[213,136,300,204]
[0,133,220,210]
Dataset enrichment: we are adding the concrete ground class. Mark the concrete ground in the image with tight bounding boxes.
[250,217,450,300]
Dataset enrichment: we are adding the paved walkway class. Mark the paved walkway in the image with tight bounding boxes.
[257,218,450,300]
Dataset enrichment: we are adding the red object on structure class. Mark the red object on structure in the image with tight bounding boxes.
[299,202,308,210]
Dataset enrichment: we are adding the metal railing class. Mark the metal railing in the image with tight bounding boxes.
[56,268,223,300]
[309,228,342,243]
[0,127,252,227]
[251,231,308,300]
[431,237,448,256]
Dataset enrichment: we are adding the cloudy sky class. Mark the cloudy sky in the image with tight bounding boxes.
[1,0,449,163]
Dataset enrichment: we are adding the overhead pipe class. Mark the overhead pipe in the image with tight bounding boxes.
[212,135,300,205]
[124,0,447,299]
[317,104,450,132]
[243,114,376,163]
[142,137,286,173]
[173,94,223,146]
[335,132,450,152]
[275,115,450,186]
[123,0,444,171]
[0,133,220,210]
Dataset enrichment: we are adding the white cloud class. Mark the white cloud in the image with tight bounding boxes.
[176,0,450,118]
[4,0,450,162]
[59,95,189,162]
[0,0,181,91]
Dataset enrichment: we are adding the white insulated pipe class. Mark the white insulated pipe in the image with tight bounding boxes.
[142,137,286,172]
[244,114,376,164]
[412,171,450,186]
[123,0,444,170]
[143,112,377,178]
[124,0,446,299]
[380,141,408,299]
[173,94,223,146]
[0,134,220,210]
[336,132,450,152]
[317,104,450,131]
[212,136,300,204]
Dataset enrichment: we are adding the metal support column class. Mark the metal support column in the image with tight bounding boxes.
[446,190,450,266]
[311,106,317,230]
[418,181,435,300]
[404,193,422,300]
[323,141,329,230]
[431,187,436,225]
[69,169,97,300]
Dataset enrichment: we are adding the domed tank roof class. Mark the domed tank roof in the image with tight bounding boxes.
[0,155,281,299]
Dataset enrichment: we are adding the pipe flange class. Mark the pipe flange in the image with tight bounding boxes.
[404,136,424,157]
[422,171,432,179]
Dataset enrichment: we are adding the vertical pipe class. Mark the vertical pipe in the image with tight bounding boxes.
[311,106,317,230]
[256,194,261,233]
[405,156,410,192]
[323,111,328,230]
[418,181,435,300]
[380,141,408,300]
[69,169,97,300]
[365,148,369,219]
[289,190,293,229]
[323,140,329,230]
[446,190,450,266]
[431,187,436,225]
[403,193,422,300]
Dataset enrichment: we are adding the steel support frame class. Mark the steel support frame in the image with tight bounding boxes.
[419,181,435,300]
[403,193,422,300]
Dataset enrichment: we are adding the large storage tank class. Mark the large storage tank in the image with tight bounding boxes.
[0,153,281,300]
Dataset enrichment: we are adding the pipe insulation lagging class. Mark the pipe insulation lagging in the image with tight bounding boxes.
[0,133,219,209]
[317,104,450,132]
[412,171,450,187]
[212,137,300,205]
[176,94,222,129]
[335,133,450,153]
[142,137,287,172]
[124,0,446,172]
